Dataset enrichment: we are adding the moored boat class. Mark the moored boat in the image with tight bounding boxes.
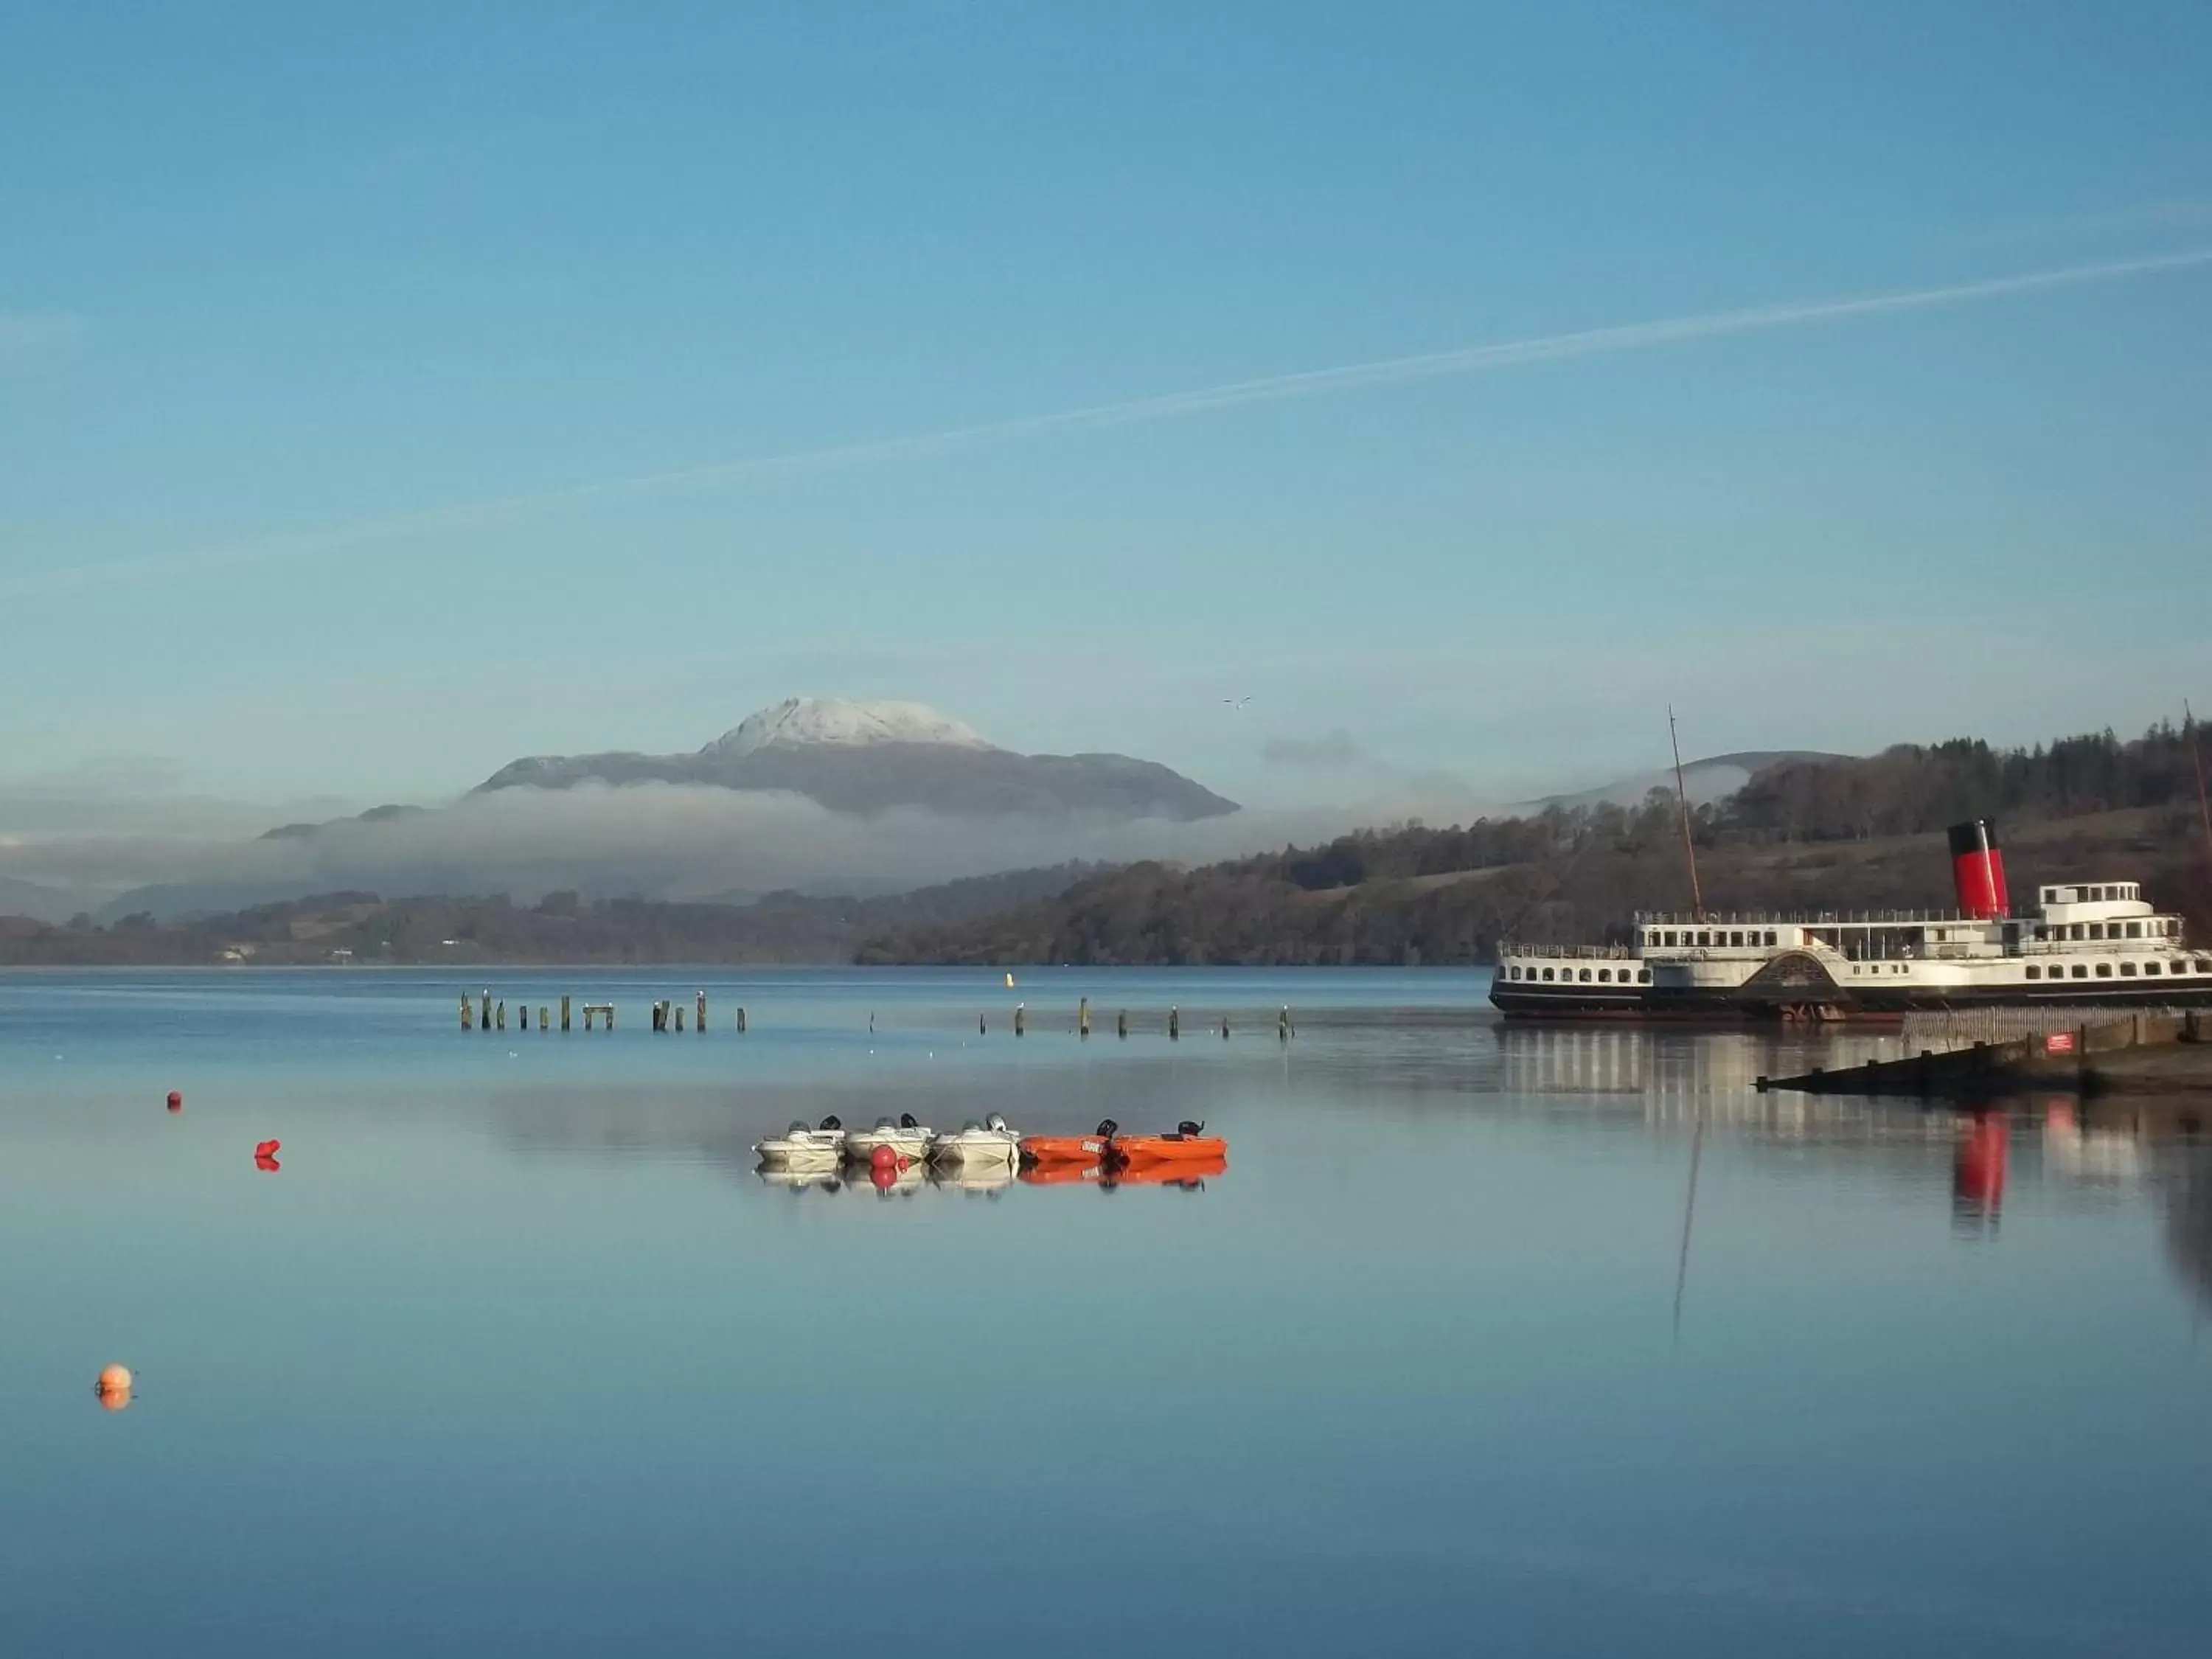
[844,1113,933,1164]
[928,1113,1021,1166]
[754,1116,846,1166]
[1020,1119,1120,1165]
[1108,1120,1228,1166]
[1493,819,2212,1023]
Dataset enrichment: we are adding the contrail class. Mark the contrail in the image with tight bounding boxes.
[9,246,2209,599]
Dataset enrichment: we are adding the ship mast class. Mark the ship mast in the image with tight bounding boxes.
[2190,700,2212,872]
[1669,705,1705,919]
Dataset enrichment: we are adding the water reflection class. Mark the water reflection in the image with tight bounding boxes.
[1950,1110,2008,1234]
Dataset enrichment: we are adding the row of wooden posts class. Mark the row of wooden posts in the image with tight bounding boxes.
[456,991,1293,1041]
[459,991,746,1033]
[990,998,1295,1041]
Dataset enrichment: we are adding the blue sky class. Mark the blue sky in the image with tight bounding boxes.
[4,1,2210,813]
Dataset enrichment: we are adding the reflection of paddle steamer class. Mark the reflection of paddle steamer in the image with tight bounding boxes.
[1493,819,2212,1022]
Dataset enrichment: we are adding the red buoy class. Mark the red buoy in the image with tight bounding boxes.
[166,1090,182,1112]
[869,1144,899,1173]
[254,1138,281,1158]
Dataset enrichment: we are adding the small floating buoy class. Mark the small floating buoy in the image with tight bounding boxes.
[869,1144,900,1174]
[96,1364,133,1410]
[166,1090,182,1112]
[254,1138,281,1159]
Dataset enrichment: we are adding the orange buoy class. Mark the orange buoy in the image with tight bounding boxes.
[166,1090,182,1112]
[96,1364,133,1409]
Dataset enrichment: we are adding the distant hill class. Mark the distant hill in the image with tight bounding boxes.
[473,697,1239,821]
[1525,751,1851,812]
[0,874,75,926]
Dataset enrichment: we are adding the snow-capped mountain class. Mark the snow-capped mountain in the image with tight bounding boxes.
[475,698,1238,821]
[702,698,992,757]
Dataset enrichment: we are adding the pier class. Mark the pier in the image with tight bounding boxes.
[1760,1009,2211,1098]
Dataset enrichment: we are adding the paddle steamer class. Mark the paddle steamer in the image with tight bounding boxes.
[1492,820,2212,1020]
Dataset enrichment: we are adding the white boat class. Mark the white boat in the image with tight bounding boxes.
[754,1116,847,1167]
[928,1113,1021,1166]
[842,1113,933,1165]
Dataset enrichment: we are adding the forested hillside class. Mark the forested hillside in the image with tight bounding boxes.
[858,725,2212,966]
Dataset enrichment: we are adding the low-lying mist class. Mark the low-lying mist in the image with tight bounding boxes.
[0,780,1503,924]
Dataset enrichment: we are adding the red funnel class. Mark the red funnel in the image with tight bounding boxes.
[1946,820,2009,919]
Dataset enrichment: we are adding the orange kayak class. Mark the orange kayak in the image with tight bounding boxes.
[1110,1135,1228,1166]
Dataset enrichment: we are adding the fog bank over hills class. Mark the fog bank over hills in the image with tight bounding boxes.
[0,697,1872,925]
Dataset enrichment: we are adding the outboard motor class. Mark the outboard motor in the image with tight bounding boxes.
[1177,1119,1204,1138]
[899,1113,919,1130]
[985,1113,1008,1133]
[819,1115,842,1131]
[1095,1118,1120,1139]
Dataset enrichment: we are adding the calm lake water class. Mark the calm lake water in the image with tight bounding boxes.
[4,967,2208,1656]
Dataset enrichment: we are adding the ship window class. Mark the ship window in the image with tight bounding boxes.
[1577,969,1592,983]
[2088,924,2104,940]
[2199,961,2212,974]
[2126,922,2142,939]
[1637,969,1651,983]
[2072,965,2087,978]
[1697,931,1711,946]
[2121,961,2137,976]
[1540,968,1554,981]
[2145,961,2160,976]
[1662,931,1676,946]
[1596,969,1610,983]
[2025,965,2040,980]
[2095,963,2112,978]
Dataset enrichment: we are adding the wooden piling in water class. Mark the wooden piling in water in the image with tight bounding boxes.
[460,992,473,1031]
[1117,1009,1127,1039]
[675,1005,686,1032]
[481,992,492,1032]
[538,1006,549,1032]
[495,1001,506,1031]
[736,1006,747,1033]
[1169,1006,1180,1040]
[1221,1015,1230,1040]
[560,995,571,1032]
[1015,1004,1026,1038]
[1279,1006,1291,1041]
[1079,997,1090,1038]
[697,990,707,1032]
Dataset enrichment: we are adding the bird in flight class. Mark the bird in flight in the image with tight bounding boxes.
[1222,696,1251,710]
